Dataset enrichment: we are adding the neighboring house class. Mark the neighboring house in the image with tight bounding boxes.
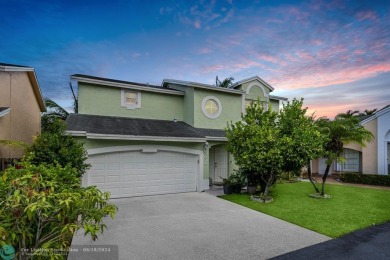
[312,105,390,176]
[0,63,46,170]
[66,74,287,198]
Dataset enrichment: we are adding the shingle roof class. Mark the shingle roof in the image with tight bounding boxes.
[0,62,30,68]
[195,128,226,138]
[72,74,162,88]
[0,107,10,112]
[66,114,227,139]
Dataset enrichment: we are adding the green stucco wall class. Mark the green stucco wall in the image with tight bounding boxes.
[193,89,242,129]
[270,99,280,112]
[78,83,184,120]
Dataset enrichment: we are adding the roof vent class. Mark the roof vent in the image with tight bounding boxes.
[173,117,178,122]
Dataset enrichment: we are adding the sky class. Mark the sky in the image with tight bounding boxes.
[1,0,389,117]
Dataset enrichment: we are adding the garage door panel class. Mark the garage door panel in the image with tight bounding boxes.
[85,150,198,198]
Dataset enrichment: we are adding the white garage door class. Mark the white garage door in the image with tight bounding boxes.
[84,150,198,198]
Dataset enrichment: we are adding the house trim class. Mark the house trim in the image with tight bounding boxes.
[269,95,288,101]
[66,131,206,142]
[72,75,186,96]
[86,145,205,192]
[162,79,245,95]
[246,82,269,98]
[0,64,46,112]
[205,136,228,141]
[361,106,390,125]
[201,96,222,119]
[232,76,275,91]
[121,89,141,109]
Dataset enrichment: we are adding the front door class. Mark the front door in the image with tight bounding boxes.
[214,147,228,181]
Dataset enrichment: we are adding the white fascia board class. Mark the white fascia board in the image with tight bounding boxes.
[72,76,185,96]
[0,108,11,117]
[0,65,34,72]
[361,106,390,125]
[85,133,206,143]
[205,136,227,141]
[66,131,87,136]
[163,79,245,95]
[269,95,288,101]
[232,76,275,91]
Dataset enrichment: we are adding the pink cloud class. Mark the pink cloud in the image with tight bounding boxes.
[271,63,390,90]
[356,10,378,21]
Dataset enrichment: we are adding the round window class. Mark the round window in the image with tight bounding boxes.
[202,96,222,119]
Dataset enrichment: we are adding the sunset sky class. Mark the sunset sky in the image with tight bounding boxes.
[1,0,389,117]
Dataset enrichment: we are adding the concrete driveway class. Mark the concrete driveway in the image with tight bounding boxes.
[69,192,329,260]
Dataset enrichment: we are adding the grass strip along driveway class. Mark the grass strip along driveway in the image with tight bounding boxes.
[221,182,390,238]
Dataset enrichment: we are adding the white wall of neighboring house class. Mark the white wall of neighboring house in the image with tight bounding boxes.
[377,110,390,175]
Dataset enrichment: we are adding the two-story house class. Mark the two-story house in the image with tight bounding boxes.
[312,105,390,176]
[0,63,46,170]
[66,74,287,198]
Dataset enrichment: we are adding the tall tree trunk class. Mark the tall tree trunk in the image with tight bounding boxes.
[307,159,320,193]
[321,163,331,195]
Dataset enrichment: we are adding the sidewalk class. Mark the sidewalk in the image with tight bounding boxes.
[311,175,390,191]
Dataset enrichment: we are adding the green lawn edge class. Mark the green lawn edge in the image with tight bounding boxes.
[221,182,390,238]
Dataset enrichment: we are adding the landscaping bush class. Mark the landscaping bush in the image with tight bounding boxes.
[340,172,390,186]
[27,118,90,177]
[0,161,117,259]
[276,172,300,184]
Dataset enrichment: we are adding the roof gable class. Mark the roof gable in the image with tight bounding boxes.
[231,76,274,92]
[361,105,390,125]
[0,63,46,112]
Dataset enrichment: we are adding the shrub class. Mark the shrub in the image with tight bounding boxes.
[340,172,390,187]
[0,162,117,259]
[276,172,300,184]
[26,118,90,177]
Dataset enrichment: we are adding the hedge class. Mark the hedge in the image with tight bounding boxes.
[339,172,390,187]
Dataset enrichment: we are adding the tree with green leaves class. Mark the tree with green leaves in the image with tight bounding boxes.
[278,99,325,192]
[314,113,374,196]
[42,98,69,132]
[226,98,323,199]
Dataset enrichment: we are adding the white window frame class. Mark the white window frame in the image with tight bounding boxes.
[121,89,141,109]
[201,96,222,119]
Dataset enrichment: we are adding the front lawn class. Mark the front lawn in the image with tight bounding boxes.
[221,182,390,238]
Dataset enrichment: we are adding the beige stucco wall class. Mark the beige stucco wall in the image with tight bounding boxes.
[362,119,378,174]
[0,72,41,159]
[344,142,362,152]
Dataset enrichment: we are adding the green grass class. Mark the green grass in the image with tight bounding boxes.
[221,182,390,238]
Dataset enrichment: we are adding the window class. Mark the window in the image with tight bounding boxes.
[342,149,360,172]
[121,90,141,109]
[201,96,222,119]
[205,99,218,115]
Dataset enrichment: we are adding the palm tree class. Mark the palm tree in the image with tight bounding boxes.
[216,76,234,88]
[337,109,360,118]
[358,109,377,118]
[315,115,373,195]
[41,98,69,133]
[43,98,69,120]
